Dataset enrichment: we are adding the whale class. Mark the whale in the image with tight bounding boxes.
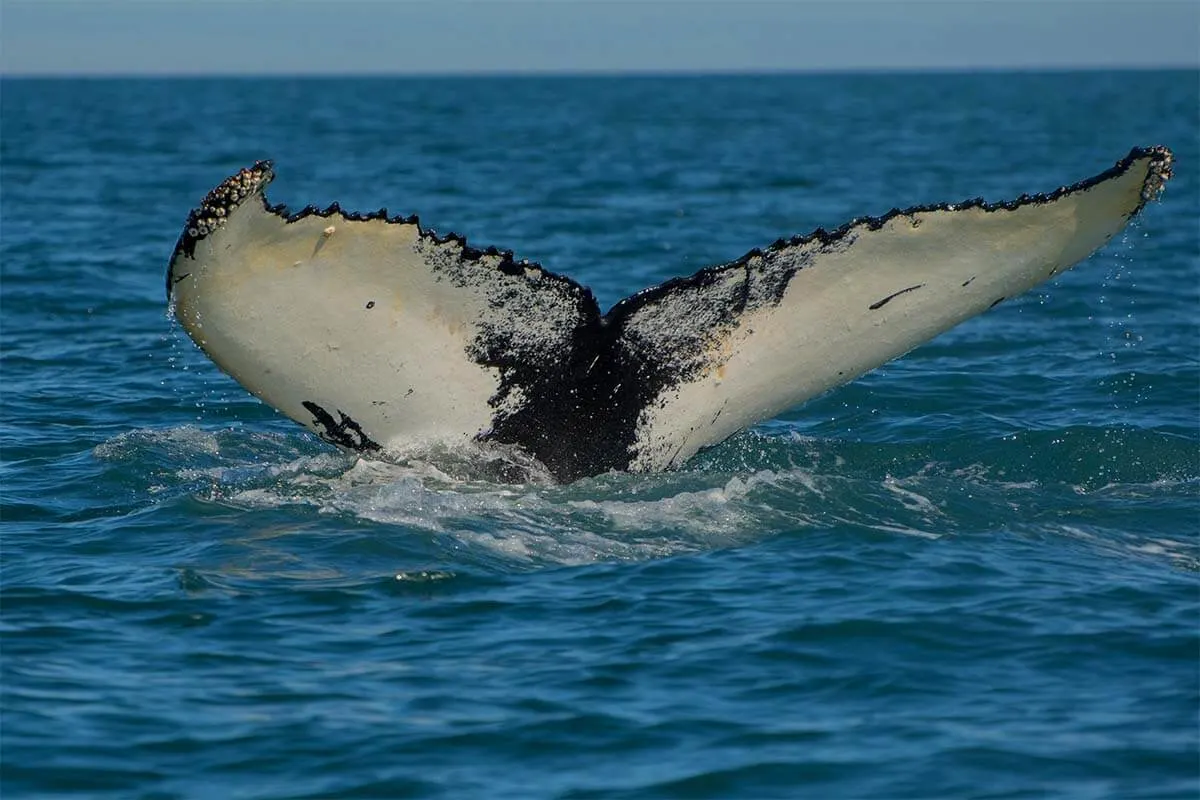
[167,146,1173,482]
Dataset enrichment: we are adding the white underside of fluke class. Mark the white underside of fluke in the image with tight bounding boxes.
[173,214,500,450]
[624,154,1168,470]
[167,147,1172,481]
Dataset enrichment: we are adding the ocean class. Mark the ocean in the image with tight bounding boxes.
[1,71,1197,799]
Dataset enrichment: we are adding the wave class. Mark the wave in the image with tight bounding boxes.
[92,423,1198,572]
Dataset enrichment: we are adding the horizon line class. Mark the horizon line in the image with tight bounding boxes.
[2,63,1196,80]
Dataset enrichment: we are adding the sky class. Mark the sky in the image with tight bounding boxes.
[1,0,1197,76]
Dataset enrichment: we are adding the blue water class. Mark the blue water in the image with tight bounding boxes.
[2,72,1197,799]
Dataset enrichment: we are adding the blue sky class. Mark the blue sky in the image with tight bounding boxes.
[2,0,1197,75]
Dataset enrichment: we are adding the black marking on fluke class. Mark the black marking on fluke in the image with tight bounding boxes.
[167,147,1173,482]
[869,284,925,311]
[301,401,381,452]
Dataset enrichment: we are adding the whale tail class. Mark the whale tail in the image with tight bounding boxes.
[167,146,1172,482]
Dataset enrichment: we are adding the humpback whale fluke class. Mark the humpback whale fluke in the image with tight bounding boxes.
[167,146,1173,482]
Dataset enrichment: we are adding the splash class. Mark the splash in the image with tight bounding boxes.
[93,423,1197,572]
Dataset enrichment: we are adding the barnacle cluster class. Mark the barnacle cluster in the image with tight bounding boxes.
[1141,145,1173,203]
[184,160,274,240]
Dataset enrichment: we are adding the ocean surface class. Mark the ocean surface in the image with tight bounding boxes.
[2,71,1197,799]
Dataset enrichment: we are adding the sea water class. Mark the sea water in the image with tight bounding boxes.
[2,71,1197,798]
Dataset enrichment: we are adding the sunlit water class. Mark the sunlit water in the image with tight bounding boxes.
[3,71,1197,799]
